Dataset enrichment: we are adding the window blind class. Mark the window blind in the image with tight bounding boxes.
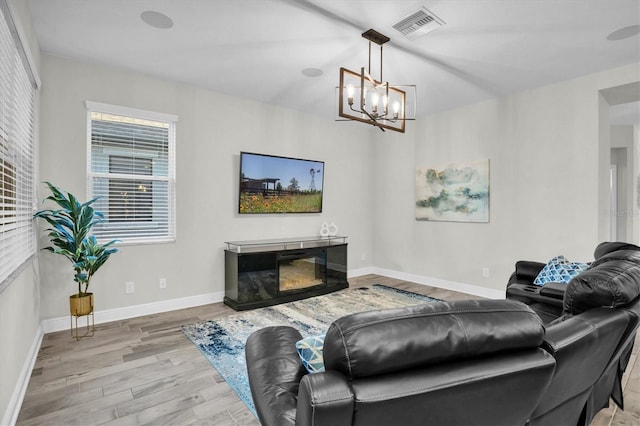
[0,2,36,289]
[87,102,177,244]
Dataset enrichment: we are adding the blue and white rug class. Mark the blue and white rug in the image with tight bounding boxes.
[180,284,439,417]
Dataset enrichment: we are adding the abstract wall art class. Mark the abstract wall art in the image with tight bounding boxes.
[415,159,490,222]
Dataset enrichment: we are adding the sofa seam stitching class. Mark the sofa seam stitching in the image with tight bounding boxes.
[341,306,539,334]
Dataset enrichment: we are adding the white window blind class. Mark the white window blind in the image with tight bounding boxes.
[0,2,36,289]
[86,101,177,244]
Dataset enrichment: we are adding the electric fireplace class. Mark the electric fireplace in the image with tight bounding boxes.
[224,236,348,310]
[278,250,327,293]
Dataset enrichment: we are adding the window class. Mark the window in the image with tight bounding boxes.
[0,1,37,290]
[1,138,17,223]
[86,102,177,244]
[108,156,153,222]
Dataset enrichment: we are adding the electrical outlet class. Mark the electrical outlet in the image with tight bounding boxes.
[482,267,490,278]
[159,278,167,289]
[125,281,135,294]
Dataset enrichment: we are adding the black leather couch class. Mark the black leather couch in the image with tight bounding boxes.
[247,299,556,426]
[245,242,640,426]
[506,241,640,423]
[506,241,640,323]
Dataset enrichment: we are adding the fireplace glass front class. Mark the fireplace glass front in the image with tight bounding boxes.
[278,250,327,293]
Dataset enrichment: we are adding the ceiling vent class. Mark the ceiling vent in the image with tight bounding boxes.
[392,7,445,39]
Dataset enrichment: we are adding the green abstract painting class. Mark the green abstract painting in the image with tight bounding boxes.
[415,159,490,222]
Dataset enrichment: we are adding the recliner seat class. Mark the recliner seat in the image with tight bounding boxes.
[247,299,558,426]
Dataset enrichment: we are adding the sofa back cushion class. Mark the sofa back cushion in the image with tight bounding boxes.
[322,299,544,379]
[564,249,640,315]
[593,241,640,259]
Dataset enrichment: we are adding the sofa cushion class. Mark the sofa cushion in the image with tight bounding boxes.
[533,255,589,286]
[564,249,640,315]
[593,241,640,259]
[295,334,325,373]
[322,299,545,379]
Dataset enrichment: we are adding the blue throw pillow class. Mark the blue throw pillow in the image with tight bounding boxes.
[295,334,325,373]
[533,255,589,286]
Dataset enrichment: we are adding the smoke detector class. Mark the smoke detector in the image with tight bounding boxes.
[392,6,445,39]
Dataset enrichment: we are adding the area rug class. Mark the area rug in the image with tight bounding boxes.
[180,284,439,417]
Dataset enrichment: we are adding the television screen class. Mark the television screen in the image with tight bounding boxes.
[239,152,324,214]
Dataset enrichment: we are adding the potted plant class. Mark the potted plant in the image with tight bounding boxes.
[34,182,118,317]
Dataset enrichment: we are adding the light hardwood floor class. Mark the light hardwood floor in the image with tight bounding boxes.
[16,275,640,425]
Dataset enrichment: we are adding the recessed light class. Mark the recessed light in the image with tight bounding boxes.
[141,11,174,29]
[302,68,323,78]
[607,25,640,41]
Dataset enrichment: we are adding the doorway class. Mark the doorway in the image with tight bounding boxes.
[600,82,640,244]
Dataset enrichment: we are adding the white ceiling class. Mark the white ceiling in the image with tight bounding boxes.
[27,0,640,121]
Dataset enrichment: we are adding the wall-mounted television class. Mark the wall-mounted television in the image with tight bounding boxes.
[239,152,324,214]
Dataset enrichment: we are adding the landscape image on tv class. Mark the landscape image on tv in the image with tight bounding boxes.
[239,152,324,214]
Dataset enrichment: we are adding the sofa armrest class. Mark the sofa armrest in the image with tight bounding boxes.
[295,371,354,426]
[246,326,308,426]
[506,284,564,308]
[513,261,546,283]
[533,309,631,418]
[539,282,567,299]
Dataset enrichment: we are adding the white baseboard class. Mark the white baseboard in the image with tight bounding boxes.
[2,325,44,426]
[41,291,225,334]
[40,268,501,334]
[352,267,504,300]
[347,266,376,277]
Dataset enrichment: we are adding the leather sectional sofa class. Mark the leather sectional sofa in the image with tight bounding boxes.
[245,242,640,426]
[506,241,640,323]
[506,241,640,423]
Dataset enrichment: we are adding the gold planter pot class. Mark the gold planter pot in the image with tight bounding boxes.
[69,293,94,339]
[70,292,94,316]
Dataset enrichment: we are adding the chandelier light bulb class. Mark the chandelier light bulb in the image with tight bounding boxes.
[346,84,355,105]
[393,101,400,119]
[371,92,380,114]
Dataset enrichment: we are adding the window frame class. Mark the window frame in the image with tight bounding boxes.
[85,101,177,245]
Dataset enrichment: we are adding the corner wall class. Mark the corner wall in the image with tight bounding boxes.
[373,63,640,293]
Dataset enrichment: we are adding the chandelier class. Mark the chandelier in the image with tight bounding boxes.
[337,29,416,133]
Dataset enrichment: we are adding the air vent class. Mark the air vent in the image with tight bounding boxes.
[392,7,445,39]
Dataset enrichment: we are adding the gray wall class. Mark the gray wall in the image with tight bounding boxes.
[38,54,377,319]
[32,55,640,315]
[372,63,640,292]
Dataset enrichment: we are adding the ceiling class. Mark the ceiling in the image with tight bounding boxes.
[27,0,640,122]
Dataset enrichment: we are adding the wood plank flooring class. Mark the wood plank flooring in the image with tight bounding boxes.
[16,275,640,425]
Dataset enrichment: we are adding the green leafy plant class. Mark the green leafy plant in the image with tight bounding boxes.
[34,181,119,296]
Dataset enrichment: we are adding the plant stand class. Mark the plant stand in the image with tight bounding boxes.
[69,293,94,340]
[70,311,94,340]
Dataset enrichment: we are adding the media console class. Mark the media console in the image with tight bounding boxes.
[224,236,348,310]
